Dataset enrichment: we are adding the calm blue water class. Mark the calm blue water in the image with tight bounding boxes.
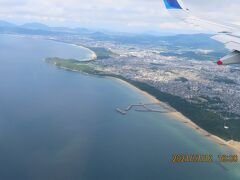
[0,34,239,180]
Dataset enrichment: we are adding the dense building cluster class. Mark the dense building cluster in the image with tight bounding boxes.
[50,35,240,117]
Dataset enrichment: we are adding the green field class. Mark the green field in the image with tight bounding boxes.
[45,57,100,74]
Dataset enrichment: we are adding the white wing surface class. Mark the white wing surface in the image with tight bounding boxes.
[162,0,240,65]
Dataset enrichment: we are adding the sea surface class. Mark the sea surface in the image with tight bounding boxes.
[0,34,239,180]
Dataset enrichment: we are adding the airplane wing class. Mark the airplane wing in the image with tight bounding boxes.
[162,0,240,65]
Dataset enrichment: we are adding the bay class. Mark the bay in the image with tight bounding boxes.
[0,34,239,180]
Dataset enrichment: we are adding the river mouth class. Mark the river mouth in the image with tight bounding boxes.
[0,34,239,180]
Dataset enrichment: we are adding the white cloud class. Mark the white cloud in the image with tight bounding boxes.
[0,0,238,32]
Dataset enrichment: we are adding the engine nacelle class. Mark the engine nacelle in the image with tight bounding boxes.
[217,50,240,65]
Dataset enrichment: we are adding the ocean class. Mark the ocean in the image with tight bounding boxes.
[0,34,239,180]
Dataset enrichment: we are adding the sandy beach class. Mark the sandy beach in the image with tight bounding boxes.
[70,44,97,61]
[114,77,240,155]
[45,38,98,61]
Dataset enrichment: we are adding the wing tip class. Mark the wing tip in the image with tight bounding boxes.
[163,0,183,9]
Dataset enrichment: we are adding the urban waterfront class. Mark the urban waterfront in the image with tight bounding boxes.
[0,35,239,180]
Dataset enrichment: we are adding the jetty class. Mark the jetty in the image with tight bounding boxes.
[116,108,127,115]
[116,102,176,115]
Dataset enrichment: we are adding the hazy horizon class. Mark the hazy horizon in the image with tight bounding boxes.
[0,19,211,35]
[0,0,239,33]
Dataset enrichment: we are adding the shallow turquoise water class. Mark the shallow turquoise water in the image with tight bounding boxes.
[0,34,239,180]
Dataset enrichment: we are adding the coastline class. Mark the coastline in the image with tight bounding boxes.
[45,37,98,61]
[66,44,98,61]
[113,77,240,155]
[43,38,240,155]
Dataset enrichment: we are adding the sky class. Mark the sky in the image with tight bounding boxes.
[0,0,239,33]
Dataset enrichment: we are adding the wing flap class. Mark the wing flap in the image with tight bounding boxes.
[212,34,240,51]
[225,42,240,52]
[212,34,240,44]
